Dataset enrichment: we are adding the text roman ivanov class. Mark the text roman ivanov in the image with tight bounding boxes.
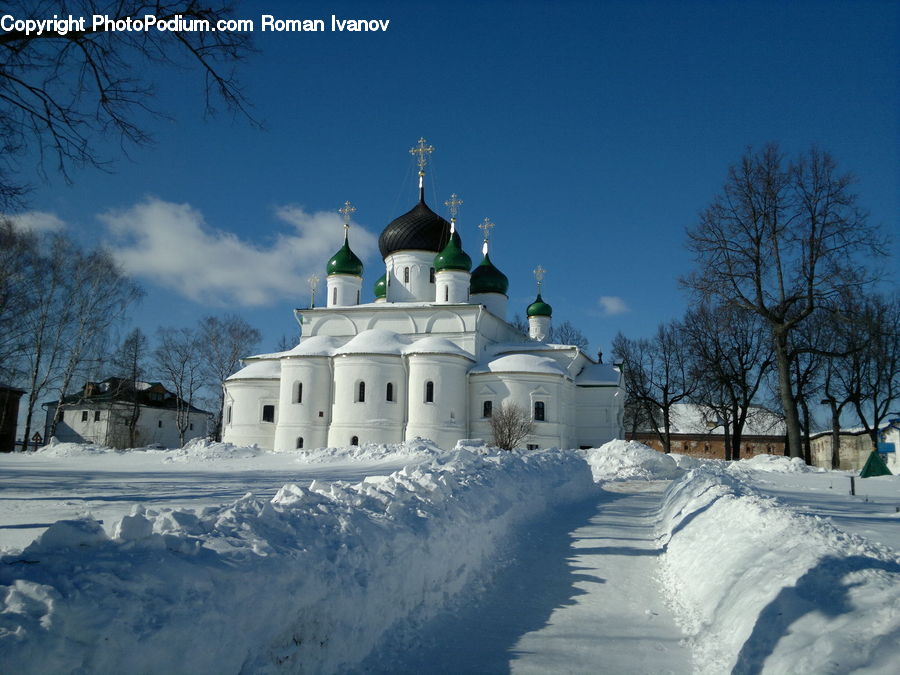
[260,15,390,32]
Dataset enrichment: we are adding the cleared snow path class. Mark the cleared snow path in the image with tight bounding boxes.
[374,480,690,674]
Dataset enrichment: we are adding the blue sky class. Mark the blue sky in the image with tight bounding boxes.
[13,0,900,357]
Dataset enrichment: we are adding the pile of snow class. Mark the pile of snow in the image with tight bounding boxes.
[657,463,900,674]
[0,448,595,673]
[668,452,717,471]
[166,437,268,461]
[730,453,818,473]
[294,439,447,463]
[584,439,681,481]
[33,438,120,457]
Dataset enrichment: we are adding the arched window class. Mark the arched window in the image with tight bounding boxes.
[226,406,232,424]
[429,267,435,283]
[533,401,545,422]
[386,382,394,402]
[351,435,359,446]
[293,381,302,404]
[332,287,338,305]
[425,380,434,403]
[356,289,360,304]
[483,400,493,418]
[404,267,410,283]
[296,437,304,449]
[444,286,449,302]
[357,381,366,403]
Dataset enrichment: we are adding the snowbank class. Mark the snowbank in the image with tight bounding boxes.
[293,439,446,463]
[584,439,681,481]
[657,464,900,674]
[0,446,595,673]
[730,452,819,473]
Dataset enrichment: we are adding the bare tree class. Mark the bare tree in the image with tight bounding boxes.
[0,218,37,381]
[684,144,885,458]
[155,326,203,446]
[198,314,260,441]
[549,320,589,349]
[683,303,773,460]
[111,328,147,447]
[490,402,534,451]
[613,320,695,453]
[510,314,529,337]
[0,0,254,206]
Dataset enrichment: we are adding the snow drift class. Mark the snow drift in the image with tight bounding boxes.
[658,463,900,674]
[0,445,594,673]
[584,439,681,481]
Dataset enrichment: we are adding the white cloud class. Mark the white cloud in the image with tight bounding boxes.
[598,295,629,316]
[4,211,67,233]
[101,198,378,307]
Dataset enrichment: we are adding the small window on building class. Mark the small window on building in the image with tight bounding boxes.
[351,435,359,446]
[386,382,394,402]
[190,423,194,431]
[357,381,366,403]
[297,437,304,449]
[430,267,435,283]
[534,401,545,422]
[158,420,163,428]
[444,286,449,302]
[318,410,324,418]
[527,444,540,451]
[262,405,275,423]
[483,400,493,418]
[332,287,338,305]
[293,381,302,404]
[81,410,88,422]
[226,406,232,424]
[356,289,360,304]
[404,267,410,284]
[425,380,434,403]
[94,410,100,422]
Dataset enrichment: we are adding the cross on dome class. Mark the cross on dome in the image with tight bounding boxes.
[478,218,495,255]
[409,137,434,176]
[338,200,356,233]
[534,265,546,292]
[445,193,463,234]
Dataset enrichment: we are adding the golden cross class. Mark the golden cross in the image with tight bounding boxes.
[478,217,495,241]
[409,137,434,175]
[444,193,463,221]
[338,200,356,232]
[534,265,546,292]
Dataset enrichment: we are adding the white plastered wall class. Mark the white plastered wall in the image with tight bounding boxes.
[470,292,508,322]
[575,385,625,447]
[435,270,470,304]
[328,354,406,446]
[273,357,332,451]
[385,251,437,302]
[404,353,470,450]
[326,275,362,307]
[221,378,280,449]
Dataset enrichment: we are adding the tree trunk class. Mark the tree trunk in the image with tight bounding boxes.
[829,400,841,470]
[774,330,803,458]
[799,398,812,465]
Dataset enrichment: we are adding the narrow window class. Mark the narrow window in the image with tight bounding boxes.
[297,437,304,449]
[534,401,545,422]
[386,382,394,402]
[332,287,338,305]
[444,286,449,302]
[358,381,366,403]
[351,435,359,446]
[483,400,493,418]
[527,444,540,451]
[430,267,435,283]
[356,289,360,304]
[262,405,275,423]
[94,410,100,422]
[404,267,410,284]
[293,381,303,404]
[81,410,88,422]
[226,406,232,424]
[158,420,163,428]
[425,380,434,403]
[318,410,324,418]
[190,423,194,431]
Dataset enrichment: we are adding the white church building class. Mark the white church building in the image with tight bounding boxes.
[221,140,623,452]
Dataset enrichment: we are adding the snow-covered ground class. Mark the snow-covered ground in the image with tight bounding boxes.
[1,439,897,673]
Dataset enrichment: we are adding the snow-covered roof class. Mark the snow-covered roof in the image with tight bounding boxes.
[226,359,281,381]
[333,329,411,356]
[470,353,568,377]
[282,335,342,357]
[576,363,621,386]
[489,341,576,356]
[662,404,786,436]
[402,336,474,360]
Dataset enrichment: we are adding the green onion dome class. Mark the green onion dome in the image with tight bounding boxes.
[470,252,509,295]
[434,231,472,272]
[374,273,386,298]
[327,234,364,277]
[526,293,553,317]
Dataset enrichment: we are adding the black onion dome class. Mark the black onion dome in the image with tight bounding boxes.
[378,197,453,259]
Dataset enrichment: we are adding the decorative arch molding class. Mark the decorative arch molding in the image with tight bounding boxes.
[314,315,359,337]
[424,310,466,334]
